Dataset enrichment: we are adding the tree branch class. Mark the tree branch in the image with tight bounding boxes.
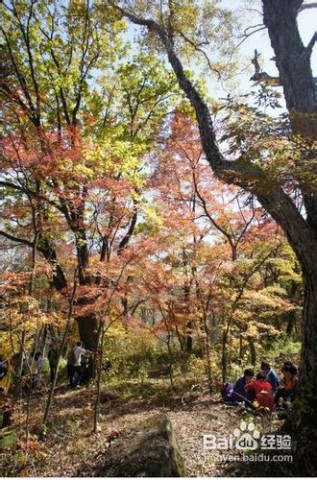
[299,2,317,12]
[177,30,221,79]
[0,230,33,247]
[110,1,317,274]
[306,31,317,55]
[236,25,267,49]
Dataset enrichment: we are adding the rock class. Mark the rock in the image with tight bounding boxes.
[99,413,186,477]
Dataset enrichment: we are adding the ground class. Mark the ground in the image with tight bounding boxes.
[1,379,291,477]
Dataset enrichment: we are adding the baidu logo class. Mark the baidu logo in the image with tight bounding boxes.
[203,420,261,451]
[233,421,260,450]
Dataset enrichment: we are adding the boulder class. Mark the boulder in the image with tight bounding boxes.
[99,413,186,477]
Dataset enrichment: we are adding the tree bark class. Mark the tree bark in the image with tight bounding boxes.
[247,337,257,366]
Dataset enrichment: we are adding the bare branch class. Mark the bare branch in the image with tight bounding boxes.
[0,230,33,248]
[235,25,266,49]
[299,2,317,12]
[177,31,221,79]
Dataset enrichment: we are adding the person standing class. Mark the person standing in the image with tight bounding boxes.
[47,342,59,383]
[72,342,89,387]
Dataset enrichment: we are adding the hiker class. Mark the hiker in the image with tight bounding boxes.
[0,355,11,394]
[221,368,254,405]
[80,353,90,384]
[71,342,90,387]
[31,351,44,388]
[221,381,234,403]
[67,348,75,387]
[260,361,279,393]
[275,362,298,407]
[102,358,112,372]
[245,372,275,413]
[47,342,59,383]
[232,368,255,404]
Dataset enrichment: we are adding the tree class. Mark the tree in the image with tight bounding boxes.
[141,111,298,386]
[0,0,178,359]
[108,0,317,469]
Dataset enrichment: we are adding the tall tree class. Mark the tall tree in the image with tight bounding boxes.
[0,0,178,354]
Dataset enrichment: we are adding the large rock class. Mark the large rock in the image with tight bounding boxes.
[99,413,186,477]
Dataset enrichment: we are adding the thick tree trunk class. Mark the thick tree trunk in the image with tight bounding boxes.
[247,337,256,365]
[293,270,317,474]
[77,315,98,351]
[77,314,99,379]
[261,2,317,470]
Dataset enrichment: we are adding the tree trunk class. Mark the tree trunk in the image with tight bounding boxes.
[293,270,317,474]
[186,334,193,353]
[286,311,296,336]
[247,337,256,366]
[77,314,99,379]
[221,330,228,383]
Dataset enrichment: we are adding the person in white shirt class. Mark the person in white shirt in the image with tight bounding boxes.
[71,342,89,387]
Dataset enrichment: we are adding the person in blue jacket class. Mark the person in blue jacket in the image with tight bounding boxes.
[232,368,255,403]
[261,361,280,393]
[221,368,254,405]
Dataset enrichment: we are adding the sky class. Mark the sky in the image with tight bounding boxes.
[220,0,317,77]
[193,0,317,107]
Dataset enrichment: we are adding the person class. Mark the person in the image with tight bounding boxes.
[221,381,234,403]
[102,358,112,372]
[221,368,254,405]
[245,372,275,413]
[67,348,75,387]
[275,362,298,407]
[31,351,44,388]
[231,368,255,404]
[261,361,279,393]
[71,342,90,387]
[47,342,59,383]
[0,355,11,394]
[80,353,90,384]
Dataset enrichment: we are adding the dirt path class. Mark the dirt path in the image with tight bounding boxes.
[4,383,284,477]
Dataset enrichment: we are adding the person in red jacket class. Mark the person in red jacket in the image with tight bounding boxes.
[245,373,275,413]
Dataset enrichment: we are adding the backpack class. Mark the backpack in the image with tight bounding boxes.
[221,382,234,401]
[81,354,89,367]
[67,348,76,366]
[0,360,9,380]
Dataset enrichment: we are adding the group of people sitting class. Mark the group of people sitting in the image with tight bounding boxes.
[221,361,298,413]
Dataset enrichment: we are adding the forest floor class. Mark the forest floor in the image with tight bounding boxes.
[1,378,293,477]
